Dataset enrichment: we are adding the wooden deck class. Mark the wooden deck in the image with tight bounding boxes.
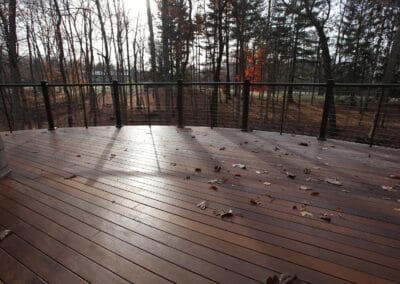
[0,126,399,284]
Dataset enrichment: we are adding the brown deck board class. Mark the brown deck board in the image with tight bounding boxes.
[0,224,86,283]
[1,126,400,283]
[0,248,45,284]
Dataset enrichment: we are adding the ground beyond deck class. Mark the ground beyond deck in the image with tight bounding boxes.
[0,126,399,284]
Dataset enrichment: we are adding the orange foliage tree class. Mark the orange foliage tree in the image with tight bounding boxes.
[244,47,267,92]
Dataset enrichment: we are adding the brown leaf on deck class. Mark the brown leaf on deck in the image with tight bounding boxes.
[195,168,202,173]
[209,185,218,191]
[250,197,262,205]
[196,200,207,210]
[219,147,226,151]
[220,209,234,218]
[298,142,309,147]
[320,214,331,222]
[310,191,320,196]
[303,168,312,175]
[170,163,177,166]
[214,165,222,172]
[286,172,296,179]
[325,178,342,186]
[0,229,12,241]
[389,175,400,180]
[64,174,77,180]
[232,163,246,169]
[300,211,313,218]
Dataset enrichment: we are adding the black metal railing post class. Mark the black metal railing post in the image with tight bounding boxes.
[112,80,122,128]
[177,79,184,128]
[241,80,250,131]
[41,81,55,131]
[318,79,334,141]
[368,86,385,147]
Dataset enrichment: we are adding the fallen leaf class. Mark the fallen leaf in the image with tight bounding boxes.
[292,205,298,210]
[303,168,312,175]
[382,185,396,192]
[320,214,331,222]
[286,172,296,179]
[65,174,77,180]
[184,176,191,180]
[191,135,196,138]
[263,182,272,186]
[214,165,222,172]
[299,185,311,191]
[265,273,299,284]
[76,154,81,157]
[219,147,226,151]
[232,163,246,169]
[389,175,400,180]
[208,178,227,184]
[234,173,241,177]
[298,142,309,147]
[250,197,262,205]
[170,162,177,166]
[274,146,280,151]
[209,185,218,191]
[310,191,320,196]
[325,178,342,186]
[109,153,116,159]
[335,207,341,212]
[195,168,202,173]
[300,211,313,218]
[220,209,234,218]
[196,200,207,210]
[0,229,12,241]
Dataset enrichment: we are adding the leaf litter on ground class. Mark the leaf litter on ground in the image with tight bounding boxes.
[64,174,77,180]
[300,211,313,218]
[214,165,222,172]
[320,213,331,222]
[250,197,262,206]
[389,174,400,180]
[0,229,12,241]
[286,172,296,179]
[196,200,208,210]
[325,178,342,186]
[232,163,246,169]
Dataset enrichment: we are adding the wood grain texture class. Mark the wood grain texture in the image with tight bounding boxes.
[1,126,400,283]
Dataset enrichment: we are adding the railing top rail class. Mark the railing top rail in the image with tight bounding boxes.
[0,81,400,88]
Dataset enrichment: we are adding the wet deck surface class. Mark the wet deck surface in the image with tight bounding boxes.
[0,126,399,283]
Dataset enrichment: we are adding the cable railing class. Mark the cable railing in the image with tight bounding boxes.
[0,80,399,148]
